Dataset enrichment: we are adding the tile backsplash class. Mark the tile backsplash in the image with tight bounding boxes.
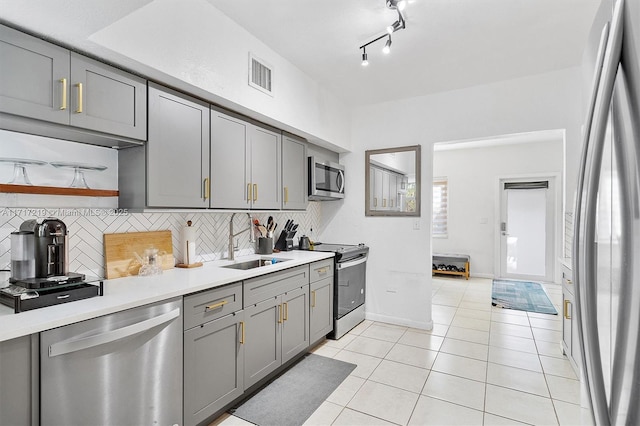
[0,203,321,279]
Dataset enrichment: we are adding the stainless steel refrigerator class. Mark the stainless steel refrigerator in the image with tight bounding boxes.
[573,0,640,424]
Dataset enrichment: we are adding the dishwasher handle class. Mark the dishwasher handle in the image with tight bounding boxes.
[49,308,181,357]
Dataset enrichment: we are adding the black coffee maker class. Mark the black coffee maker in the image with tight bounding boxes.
[10,218,83,286]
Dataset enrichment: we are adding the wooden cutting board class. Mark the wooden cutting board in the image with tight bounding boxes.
[104,230,175,279]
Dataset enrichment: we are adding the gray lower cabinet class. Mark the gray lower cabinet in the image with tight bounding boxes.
[119,82,210,209]
[0,24,146,141]
[310,276,334,343]
[243,266,310,388]
[184,311,245,426]
[309,259,334,343]
[281,286,310,364]
[561,265,579,374]
[243,296,282,388]
[0,335,37,426]
[282,133,308,210]
[210,107,282,209]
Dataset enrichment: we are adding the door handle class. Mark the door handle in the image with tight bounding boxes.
[59,78,67,110]
[277,304,282,324]
[311,290,316,308]
[284,187,289,204]
[203,178,210,200]
[283,302,288,321]
[75,83,83,113]
[247,183,251,204]
[239,321,245,345]
[253,184,258,202]
[564,299,571,320]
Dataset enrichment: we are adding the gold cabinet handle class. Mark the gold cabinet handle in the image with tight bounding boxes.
[315,266,329,276]
[374,197,377,207]
[311,290,316,308]
[59,78,67,110]
[283,302,288,321]
[253,184,258,202]
[75,83,83,113]
[284,187,289,204]
[566,279,573,285]
[564,300,571,319]
[247,183,251,203]
[239,321,245,344]
[203,177,210,200]
[383,199,387,207]
[278,304,282,324]
[205,300,228,311]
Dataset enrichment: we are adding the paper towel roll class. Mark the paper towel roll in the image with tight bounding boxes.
[181,222,197,265]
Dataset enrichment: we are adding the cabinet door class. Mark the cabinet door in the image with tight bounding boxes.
[0,335,36,426]
[282,135,308,210]
[389,174,397,210]
[373,167,383,210]
[381,170,390,209]
[281,286,309,364]
[310,277,334,343]
[210,109,249,209]
[184,312,244,426]
[147,83,209,208]
[0,24,70,124]
[69,53,147,140]
[244,297,281,388]
[250,125,281,209]
[562,289,573,357]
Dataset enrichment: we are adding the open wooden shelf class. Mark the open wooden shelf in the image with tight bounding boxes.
[0,183,119,197]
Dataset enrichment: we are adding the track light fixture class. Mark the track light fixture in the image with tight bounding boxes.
[382,36,392,54]
[359,0,408,65]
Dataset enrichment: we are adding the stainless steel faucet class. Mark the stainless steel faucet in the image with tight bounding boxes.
[228,212,254,260]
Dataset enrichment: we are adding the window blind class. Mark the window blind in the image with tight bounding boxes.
[433,178,448,237]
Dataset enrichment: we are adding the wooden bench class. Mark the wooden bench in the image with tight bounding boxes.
[432,253,470,280]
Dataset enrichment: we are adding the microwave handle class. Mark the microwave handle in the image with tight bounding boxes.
[336,170,345,193]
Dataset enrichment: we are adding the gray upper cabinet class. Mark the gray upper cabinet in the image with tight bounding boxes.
[210,110,249,209]
[146,83,210,208]
[0,24,70,124]
[211,107,281,209]
[0,24,146,142]
[282,134,308,210]
[69,53,146,140]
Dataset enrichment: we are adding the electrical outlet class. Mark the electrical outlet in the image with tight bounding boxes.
[413,219,420,230]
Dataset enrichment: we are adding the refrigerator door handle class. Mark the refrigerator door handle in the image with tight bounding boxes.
[574,1,625,425]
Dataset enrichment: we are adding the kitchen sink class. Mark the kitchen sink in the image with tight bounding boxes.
[222,258,289,270]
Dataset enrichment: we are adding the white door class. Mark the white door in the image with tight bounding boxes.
[499,179,555,281]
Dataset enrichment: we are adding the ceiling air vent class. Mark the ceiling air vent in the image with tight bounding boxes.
[249,53,273,96]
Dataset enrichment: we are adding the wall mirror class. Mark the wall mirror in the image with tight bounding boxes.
[365,145,421,217]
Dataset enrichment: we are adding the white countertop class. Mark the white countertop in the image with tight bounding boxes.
[0,250,334,343]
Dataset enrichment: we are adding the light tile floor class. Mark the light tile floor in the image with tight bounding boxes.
[214,277,592,426]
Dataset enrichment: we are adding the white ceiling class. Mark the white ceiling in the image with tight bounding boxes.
[0,0,600,107]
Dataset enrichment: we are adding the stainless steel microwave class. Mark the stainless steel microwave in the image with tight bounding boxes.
[308,157,345,200]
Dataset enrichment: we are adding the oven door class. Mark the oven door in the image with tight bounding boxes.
[309,157,345,200]
[336,254,367,319]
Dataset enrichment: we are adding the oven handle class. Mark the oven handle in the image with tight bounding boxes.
[337,256,367,270]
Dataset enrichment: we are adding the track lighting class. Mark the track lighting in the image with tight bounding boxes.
[359,0,408,65]
[382,36,392,54]
[387,20,403,34]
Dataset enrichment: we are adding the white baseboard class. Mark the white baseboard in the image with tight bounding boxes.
[471,273,495,279]
[365,312,433,331]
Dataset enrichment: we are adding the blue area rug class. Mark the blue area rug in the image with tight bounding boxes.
[491,279,558,315]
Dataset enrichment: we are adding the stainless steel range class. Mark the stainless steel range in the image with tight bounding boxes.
[311,243,369,339]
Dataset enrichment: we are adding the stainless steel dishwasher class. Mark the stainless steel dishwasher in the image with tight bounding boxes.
[40,298,183,426]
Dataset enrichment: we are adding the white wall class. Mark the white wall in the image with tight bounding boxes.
[432,140,564,277]
[83,0,351,152]
[319,67,583,330]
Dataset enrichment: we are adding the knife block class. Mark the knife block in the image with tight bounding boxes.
[274,230,295,251]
